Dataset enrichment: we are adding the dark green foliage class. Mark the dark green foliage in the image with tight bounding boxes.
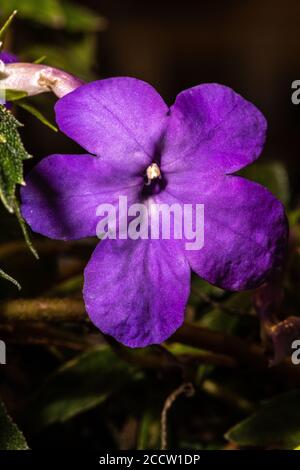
[0,105,31,213]
[226,391,300,449]
[0,400,28,450]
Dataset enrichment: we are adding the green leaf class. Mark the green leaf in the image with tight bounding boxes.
[137,408,160,450]
[33,55,47,64]
[45,274,83,296]
[226,390,300,449]
[0,0,65,29]
[0,105,31,213]
[189,276,224,307]
[60,1,107,33]
[32,346,143,428]
[0,105,37,261]
[199,292,252,333]
[0,0,105,32]
[13,198,38,258]
[239,161,290,205]
[4,90,28,102]
[0,400,29,450]
[0,267,21,289]
[17,101,58,132]
[288,208,300,227]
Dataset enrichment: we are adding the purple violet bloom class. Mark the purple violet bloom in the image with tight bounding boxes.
[21,78,288,347]
[0,51,18,108]
[0,51,18,64]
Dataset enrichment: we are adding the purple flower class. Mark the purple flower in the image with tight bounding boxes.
[21,78,288,347]
[0,51,18,64]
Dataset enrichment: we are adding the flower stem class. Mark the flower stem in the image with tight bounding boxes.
[161,382,195,450]
[0,298,86,322]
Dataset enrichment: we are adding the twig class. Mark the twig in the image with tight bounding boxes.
[1,301,299,382]
[172,322,265,369]
[172,322,300,384]
[0,298,86,322]
[161,382,195,450]
[178,352,237,368]
[0,323,99,351]
[0,268,20,290]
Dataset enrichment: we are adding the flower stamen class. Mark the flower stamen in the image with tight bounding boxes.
[145,163,161,186]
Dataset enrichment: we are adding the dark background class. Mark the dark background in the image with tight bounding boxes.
[1,0,300,451]
[18,0,300,201]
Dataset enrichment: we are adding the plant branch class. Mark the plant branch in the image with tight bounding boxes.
[171,322,300,384]
[161,382,195,450]
[0,298,86,322]
[171,322,265,369]
[1,300,299,382]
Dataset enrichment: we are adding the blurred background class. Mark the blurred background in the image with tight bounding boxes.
[1,0,300,451]
[9,0,300,201]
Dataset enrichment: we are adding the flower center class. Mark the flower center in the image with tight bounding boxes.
[145,163,161,185]
[142,162,166,199]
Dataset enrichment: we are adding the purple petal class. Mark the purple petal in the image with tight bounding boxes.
[165,174,287,290]
[0,51,18,64]
[83,238,190,347]
[161,83,267,175]
[21,154,142,240]
[55,77,169,172]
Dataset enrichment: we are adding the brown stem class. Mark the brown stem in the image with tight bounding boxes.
[161,382,195,450]
[0,322,97,351]
[172,322,266,369]
[172,322,300,384]
[178,352,237,368]
[0,300,299,382]
[0,298,86,322]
